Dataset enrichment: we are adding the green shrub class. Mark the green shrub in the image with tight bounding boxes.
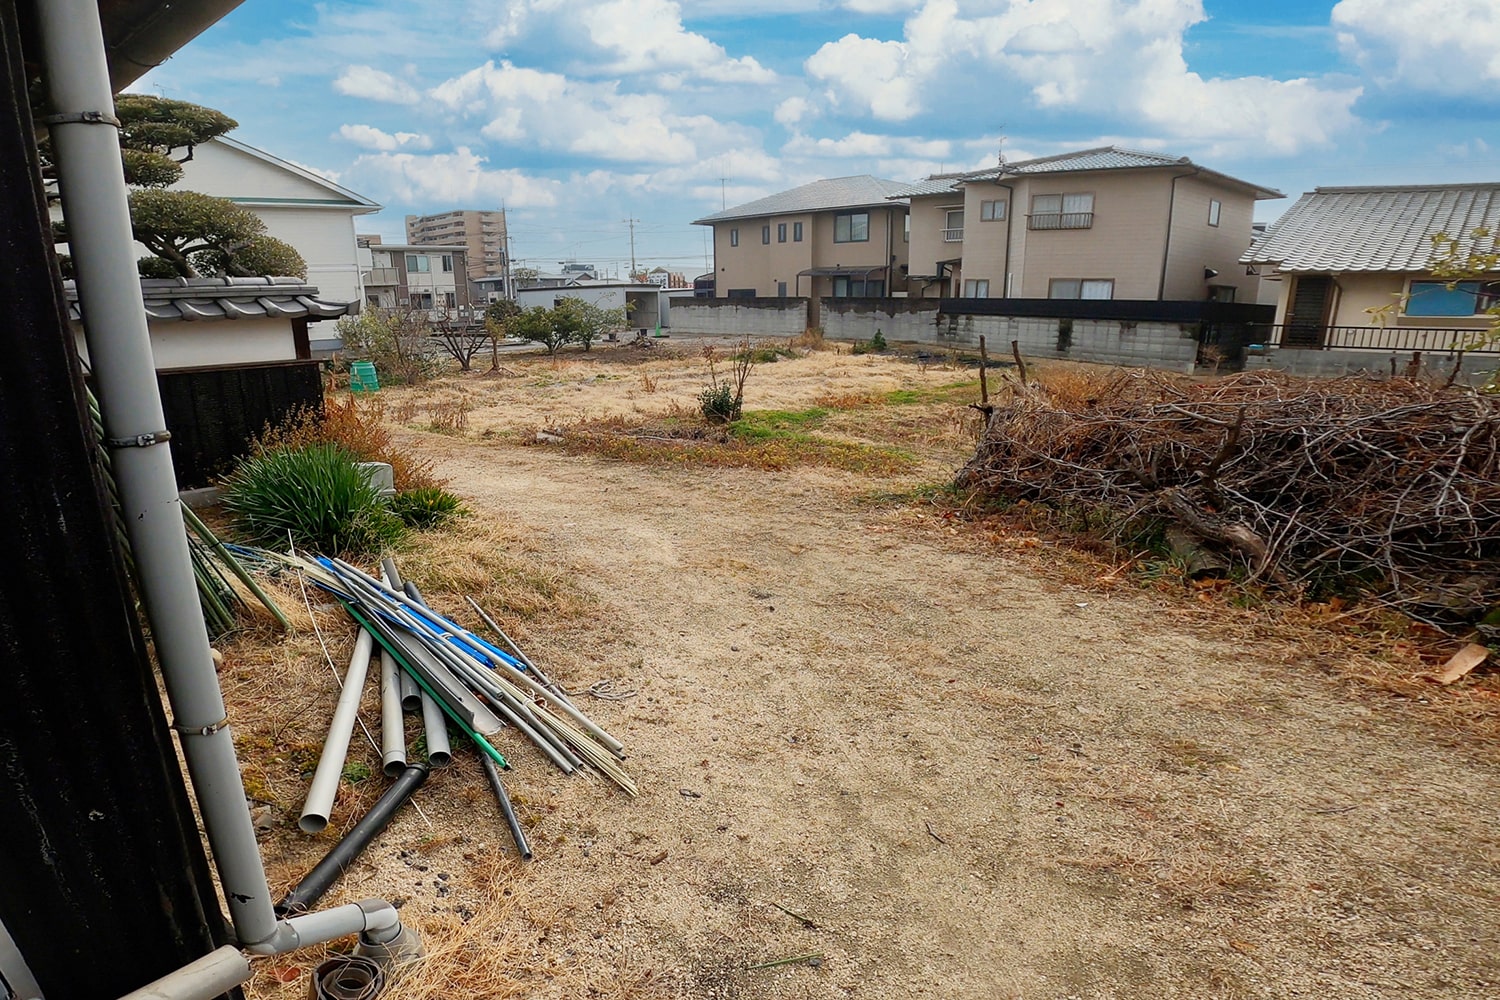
[852,329,888,355]
[699,382,739,423]
[391,487,469,528]
[222,443,405,555]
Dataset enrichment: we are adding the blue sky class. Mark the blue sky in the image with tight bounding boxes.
[135,0,1500,279]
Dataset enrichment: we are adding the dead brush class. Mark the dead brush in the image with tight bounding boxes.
[789,325,827,351]
[252,393,443,490]
[639,372,659,393]
[389,395,420,424]
[426,394,471,435]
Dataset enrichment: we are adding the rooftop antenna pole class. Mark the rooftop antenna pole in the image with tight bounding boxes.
[720,176,726,210]
[997,125,1008,168]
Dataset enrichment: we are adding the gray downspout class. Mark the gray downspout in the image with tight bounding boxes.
[1156,169,1200,300]
[38,0,415,967]
[995,181,1015,297]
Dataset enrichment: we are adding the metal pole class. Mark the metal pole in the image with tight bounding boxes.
[36,0,279,948]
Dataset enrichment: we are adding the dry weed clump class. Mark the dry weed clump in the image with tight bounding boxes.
[256,394,443,491]
[424,392,471,434]
[959,370,1500,629]
[788,326,827,351]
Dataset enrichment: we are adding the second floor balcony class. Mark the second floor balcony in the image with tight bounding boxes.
[1028,211,1094,230]
[941,227,964,242]
[362,267,399,286]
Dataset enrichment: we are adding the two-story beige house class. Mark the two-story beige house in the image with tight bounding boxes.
[692,176,910,306]
[893,147,1281,303]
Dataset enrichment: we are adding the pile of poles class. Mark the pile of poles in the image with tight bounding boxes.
[957,370,1500,626]
[228,547,635,913]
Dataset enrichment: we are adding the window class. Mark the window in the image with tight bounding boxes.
[405,254,430,273]
[980,200,1006,221]
[962,279,990,298]
[762,225,771,245]
[1048,278,1114,300]
[1029,193,1094,230]
[834,211,869,243]
[410,292,433,309]
[1405,279,1500,317]
[777,223,787,243]
[1208,199,1221,227]
[444,291,457,308]
[943,208,964,242]
[727,288,757,299]
[729,228,739,247]
[902,214,909,242]
[441,254,454,272]
[831,277,884,297]
[793,222,803,242]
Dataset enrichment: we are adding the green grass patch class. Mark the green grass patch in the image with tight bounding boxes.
[731,407,831,438]
[853,481,957,507]
[883,380,979,406]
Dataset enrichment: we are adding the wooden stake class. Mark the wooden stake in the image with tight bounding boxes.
[978,335,989,407]
[1011,339,1028,386]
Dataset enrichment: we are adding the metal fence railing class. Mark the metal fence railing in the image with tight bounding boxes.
[1255,323,1499,355]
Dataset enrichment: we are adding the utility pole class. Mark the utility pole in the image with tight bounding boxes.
[623,217,639,278]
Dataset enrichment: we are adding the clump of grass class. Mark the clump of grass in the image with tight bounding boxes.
[851,329,888,355]
[426,394,471,434]
[256,394,443,490]
[222,443,406,555]
[789,326,827,351]
[391,487,469,528]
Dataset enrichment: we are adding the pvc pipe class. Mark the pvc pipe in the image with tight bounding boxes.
[299,630,374,834]
[251,899,400,955]
[381,563,422,712]
[37,0,280,949]
[480,753,532,861]
[115,946,251,1000]
[276,765,429,916]
[465,595,571,702]
[419,690,451,766]
[378,650,406,777]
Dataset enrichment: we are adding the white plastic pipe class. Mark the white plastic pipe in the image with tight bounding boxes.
[116,947,251,1000]
[300,630,374,834]
[419,690,451,766]
[379,650,407,777]
[36,0,281,949]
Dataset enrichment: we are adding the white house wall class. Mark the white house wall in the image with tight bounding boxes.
[73,317,297,371]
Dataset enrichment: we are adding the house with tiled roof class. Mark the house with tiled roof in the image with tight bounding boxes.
[1241,184,1500,354]
[891,147,1282,302]
[692,176,910,310]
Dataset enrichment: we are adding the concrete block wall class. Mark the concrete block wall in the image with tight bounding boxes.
[823,300,1199,372]
[1246,347,1499,386]
[668,298,810,337]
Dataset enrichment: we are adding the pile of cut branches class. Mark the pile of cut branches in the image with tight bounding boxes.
[957,370,1500,628]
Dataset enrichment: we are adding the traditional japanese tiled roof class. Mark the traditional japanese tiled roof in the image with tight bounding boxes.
[1241,184,1500,273]
[693,175,911,224]
[892,146,1281,201]
[65,276,351,322]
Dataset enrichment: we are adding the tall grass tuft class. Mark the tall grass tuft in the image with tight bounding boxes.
[257,395,443,491]
[222,443,405,555]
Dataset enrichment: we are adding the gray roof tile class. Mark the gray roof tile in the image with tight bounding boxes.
[66,276,352,323]
[1241,184,1500,272]
[693,175,911,224]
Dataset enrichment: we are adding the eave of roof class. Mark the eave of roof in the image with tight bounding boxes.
[693,175,910,225]
[64,276,351,323]
[214,137,380,211]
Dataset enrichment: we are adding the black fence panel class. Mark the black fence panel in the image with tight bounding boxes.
[158,359,325,487]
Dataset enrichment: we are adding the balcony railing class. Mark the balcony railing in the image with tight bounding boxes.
[941,227,964,242]
[362,267,399,285]
[1252,323,1499,354]
[1027,212,1094,230]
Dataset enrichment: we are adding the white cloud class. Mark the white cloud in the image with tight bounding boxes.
[430,60,745,165]
[774,96,814,126]
[782,130,952,160]
[336,124,433,151]
[333,64,421,105]
[481,0,774,83]
[807,0,1362,152]
[350,147,561,208]
[1332,0,1500,95]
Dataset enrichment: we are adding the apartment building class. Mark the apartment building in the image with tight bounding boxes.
[893,147,1281,303]
[404,209,508,286]
[357,236,473,319]
[692,176,910,308]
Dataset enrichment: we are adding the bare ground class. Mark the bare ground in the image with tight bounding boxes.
[234,345,1500,999]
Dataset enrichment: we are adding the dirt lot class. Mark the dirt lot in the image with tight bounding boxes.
[233,343,1500,999]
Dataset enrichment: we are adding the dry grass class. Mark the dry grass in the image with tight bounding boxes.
[787,326,827,351]
[254,394,443,491]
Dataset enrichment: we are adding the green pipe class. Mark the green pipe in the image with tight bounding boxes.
[182,505,290,631]
[342,602,509,771]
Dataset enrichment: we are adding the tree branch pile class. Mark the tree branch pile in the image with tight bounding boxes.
[957,370,1500,626]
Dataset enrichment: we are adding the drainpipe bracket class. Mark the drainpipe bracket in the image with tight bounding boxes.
[39,110,121,128]
[173,714,230,737]
[106,429,172,448]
